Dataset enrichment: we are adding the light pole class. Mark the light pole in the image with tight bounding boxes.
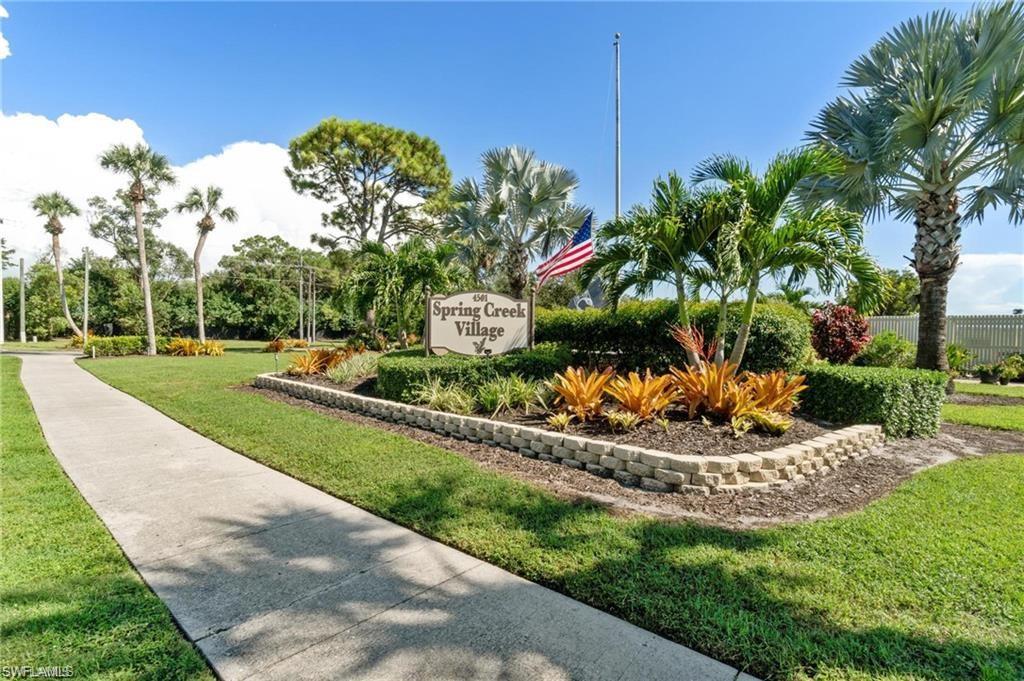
[614,32,622,219]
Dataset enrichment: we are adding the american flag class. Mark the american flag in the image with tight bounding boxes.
[535,213,594,287]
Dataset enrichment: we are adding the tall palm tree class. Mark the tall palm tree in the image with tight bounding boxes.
[31,192,83,338]
[175,186,238,343]
[444,146,590,298]
[686,188,748,365]
[99,144,176,355]
[807,2,1024,370]
[581,173,720,366]
[693,148,883,367]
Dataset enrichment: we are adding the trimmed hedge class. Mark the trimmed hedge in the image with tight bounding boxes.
[376,343,573,402]
[83,336,170,357]
[535,299,811,373]
[800,364,948,437]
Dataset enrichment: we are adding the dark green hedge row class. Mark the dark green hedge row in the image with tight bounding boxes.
[800,364,948,437]
[535,300,811,373]
[376,343,573,402]
[83,336,170,356]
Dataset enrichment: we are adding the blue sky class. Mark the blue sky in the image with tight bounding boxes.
[1,2,1021,311]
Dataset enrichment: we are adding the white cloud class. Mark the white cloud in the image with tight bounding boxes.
[947,252,1024,315]
[0,111,330,272]
[0,4,10,60]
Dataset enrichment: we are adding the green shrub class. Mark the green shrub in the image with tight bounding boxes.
[946,342,975,376]
[412,376,477,414]
[800,364,948,437]
[854,331,916,368]
[327,352,380,385]
[535,300,811,373]
[475,374,541,416]
[83,336,144,356]
[83,336,172,357]
[376,343,572,402]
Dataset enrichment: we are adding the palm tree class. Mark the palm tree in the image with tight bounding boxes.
[760,283,817,315]
[175,186,238,343]
[444,146,590,298]
[346,237,466,347]
[31,192,83,338]
[693,149,883,367]
[807,2,1024,370]
[581,173,720,366]
[99,144,176,355]
[686,188,748,365]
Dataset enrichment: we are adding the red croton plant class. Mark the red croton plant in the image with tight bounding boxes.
[811,303,871,364]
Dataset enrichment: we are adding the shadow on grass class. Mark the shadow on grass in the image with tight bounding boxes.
[370,471,1023,680]
[0,574,211,679]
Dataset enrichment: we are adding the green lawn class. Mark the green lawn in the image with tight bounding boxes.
[0,339,75,352]
[943,403,1024,431]
[0,356,214,680]
[80,353,1023,681]
[955,381,1024,399]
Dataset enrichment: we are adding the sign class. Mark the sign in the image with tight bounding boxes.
[425,291,532,356]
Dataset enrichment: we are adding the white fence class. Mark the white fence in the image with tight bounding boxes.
[867,315,1024,365]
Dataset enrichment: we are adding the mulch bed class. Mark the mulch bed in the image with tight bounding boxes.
[947,392,1024,407]
[280,372,827,457]
[502,409,826,456]
[243,382,1024,529]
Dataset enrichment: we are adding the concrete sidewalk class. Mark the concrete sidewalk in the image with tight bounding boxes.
[16,353,753,681]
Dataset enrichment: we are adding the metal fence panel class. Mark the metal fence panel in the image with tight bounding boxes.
[867,315,1024,365]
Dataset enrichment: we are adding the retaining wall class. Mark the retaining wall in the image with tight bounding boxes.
[255,373,884,495]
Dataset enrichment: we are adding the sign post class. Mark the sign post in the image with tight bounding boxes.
[425,291,532,357]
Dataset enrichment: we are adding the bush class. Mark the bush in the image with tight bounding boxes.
[535,300,811,373]
[811,304,870,364]
[83,336,174,356]
[83,336,144,356]
[376,343,572,402]
[411,376,477,414]
[854,331,916,368]
[946,343,974,377]
[800,364,947,437]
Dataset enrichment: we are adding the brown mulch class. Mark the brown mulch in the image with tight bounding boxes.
[947,392,1024,407]
[242,383,1024,529]
[503,409,826,456]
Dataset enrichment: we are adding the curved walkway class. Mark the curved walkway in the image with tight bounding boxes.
[15,353,753,681]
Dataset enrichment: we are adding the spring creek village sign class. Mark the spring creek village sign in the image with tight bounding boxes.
[425,291,533,356]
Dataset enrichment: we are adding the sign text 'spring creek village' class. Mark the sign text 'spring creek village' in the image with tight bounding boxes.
[426,292,531,356]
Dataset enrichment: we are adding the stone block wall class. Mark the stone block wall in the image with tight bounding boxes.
[255,373,884,495]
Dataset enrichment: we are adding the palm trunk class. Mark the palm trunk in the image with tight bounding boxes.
[506,243,529,299]
[132,197,158,355]
[912,191,960,373]
[52,233,83,338]
[728,275,759,367]
[713,293,729,367]
[194,231,208,344]
[674,271,700,366]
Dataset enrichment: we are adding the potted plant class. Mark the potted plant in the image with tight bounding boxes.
[976,364,999,384]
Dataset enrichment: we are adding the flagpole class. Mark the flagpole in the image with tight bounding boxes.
[614,32,621,219]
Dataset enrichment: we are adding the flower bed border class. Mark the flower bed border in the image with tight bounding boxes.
[255,373,884,495]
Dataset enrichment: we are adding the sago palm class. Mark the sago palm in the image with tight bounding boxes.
[175,185,238,343]
[693,148,883,367]
[100,143,176,355]
[807,2,1024,370]
[444,146,590,298]
[581,173,720,366]
[31,192,83,338]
